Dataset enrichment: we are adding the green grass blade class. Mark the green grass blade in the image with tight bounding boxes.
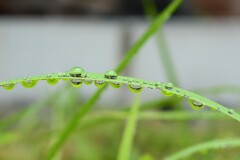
[47,1,182,159]
[142,0,180,86]
[115,0,182,73]
[117,95,140,160]
[164,139,240,160]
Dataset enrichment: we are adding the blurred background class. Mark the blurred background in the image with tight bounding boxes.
[0,1,240,160]
[0,0,240,106]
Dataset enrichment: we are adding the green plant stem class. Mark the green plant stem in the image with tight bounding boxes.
[46,1,182,159]
[164,139,240,160]
[142,0,180,86]
[115,0,182,73]
[117,95,140,160]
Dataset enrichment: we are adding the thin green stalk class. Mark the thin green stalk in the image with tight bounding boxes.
[115,0,182,73]
[46,1,182,159]
[117,95,140,160]
[164,139,240,160]
[142,0,180,86]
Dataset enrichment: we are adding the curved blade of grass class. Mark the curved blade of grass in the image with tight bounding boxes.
[46,0,182,159]
[164,139,240,160]
[142,0,180,86]
[117,95,140,160]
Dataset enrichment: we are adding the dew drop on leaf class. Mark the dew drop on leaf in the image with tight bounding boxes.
[104,70,118,79]
[94,80,106,88]
[189,99,204,110]
[70,67,87,78]
[46,78,58,85]
[71,79,82,88]
[21,79,37,88]
[84,79,93,85]
[2,83,15,90]
[128,83,143,93]
[110,82,122,89]
[165,82,174,90]
[161,89,173,96]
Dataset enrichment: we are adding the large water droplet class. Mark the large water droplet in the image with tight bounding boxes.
[165,82,174,90]
[71,79,82,88]
[110,82,122,89]
[69,67,86,78]
[94,80,106,88]
[2,83,15,90]
[128,83,143,93]
[161,83,174,96]
[104,70,117,79]
[46,78,58,85]
[189,99,204,110]
[21,79,37,88]
[84,79,93,85]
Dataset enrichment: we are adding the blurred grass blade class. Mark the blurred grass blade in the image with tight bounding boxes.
[142,0,180,86]
[115,0,182,73]
[164,139,240,160]
[117,95,140,160]
[47,0,182,159]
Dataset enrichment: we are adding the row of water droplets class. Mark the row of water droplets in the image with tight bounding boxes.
[69,67,210,111]
[0,66,236,115]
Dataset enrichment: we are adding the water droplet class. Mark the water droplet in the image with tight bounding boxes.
[3,83,15,90]
[228,109,234,115]
[104,70,117,79]
[84,79,93,85]
[189,99,204,110]
[21,79,37,88]
[94,80,106,88]
[161,89,173,96]
[69,67,87,78]
[110,82,122,88]
[71,79,82,88]
[128,83,143,93]
[46,78,58,85]
[165,82,174,90]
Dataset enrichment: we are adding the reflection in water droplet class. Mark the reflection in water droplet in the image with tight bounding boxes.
[104,70,117,79]
[21,79,37,88]
[128,83,143,93]
[165,82,174,90]
[71,79,82,88]
[46,78,58,85]
[110,82,122,88]
[161,89,173,96]
[84,79,93,85]
[70,67,87,78]
[3,83,15,90]
[189,99,204,110]
[94,80,106,88]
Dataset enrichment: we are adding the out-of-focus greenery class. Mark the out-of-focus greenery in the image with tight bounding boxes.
[0,85,239,160]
